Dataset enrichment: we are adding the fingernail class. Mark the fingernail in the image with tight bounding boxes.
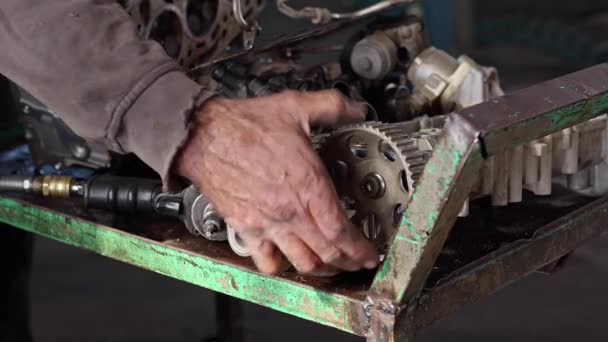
[365,259,379,269]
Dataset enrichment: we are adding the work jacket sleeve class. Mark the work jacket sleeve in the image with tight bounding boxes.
[0,0,214,190]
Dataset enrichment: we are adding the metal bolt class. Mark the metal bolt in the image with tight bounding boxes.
[244,39,254,50]
[202,218,222,238]
[71,144,89,159]
[361,173,386,199]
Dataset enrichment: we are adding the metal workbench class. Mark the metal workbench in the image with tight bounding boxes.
[2,63,608,341]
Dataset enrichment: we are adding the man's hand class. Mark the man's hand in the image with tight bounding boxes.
[174,90,379,275]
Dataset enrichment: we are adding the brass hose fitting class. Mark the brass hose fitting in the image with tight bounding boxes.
[39,175,74,198]
[1,175,77,198]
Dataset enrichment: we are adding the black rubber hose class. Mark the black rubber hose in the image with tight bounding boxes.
[0,176,28,192]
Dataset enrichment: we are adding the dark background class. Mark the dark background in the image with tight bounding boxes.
[5,0,608,341]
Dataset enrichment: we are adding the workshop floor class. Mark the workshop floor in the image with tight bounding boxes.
[26,42,608,341]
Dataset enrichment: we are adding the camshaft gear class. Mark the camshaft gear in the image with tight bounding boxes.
[318,121,439,249]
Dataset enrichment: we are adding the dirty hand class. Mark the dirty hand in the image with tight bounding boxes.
[174,90,379,275]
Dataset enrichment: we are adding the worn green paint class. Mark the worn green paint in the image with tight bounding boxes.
[426,211,438,231]
[483,91,608,156]
[369,114,482,306]
[395,144,466,247]
[549,91,608,128]
[0,197,364,336]
[370,69,608,310]
[400,215,423,245]
[450,150,461,172]
[375,256,392,281]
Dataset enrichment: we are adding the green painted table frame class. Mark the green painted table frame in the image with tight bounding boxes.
[3,63,608,341]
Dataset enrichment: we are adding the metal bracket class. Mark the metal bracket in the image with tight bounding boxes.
[233,0,260,50]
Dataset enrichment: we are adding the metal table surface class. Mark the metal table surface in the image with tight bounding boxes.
[3,62,608,340]
[0,180,605,339]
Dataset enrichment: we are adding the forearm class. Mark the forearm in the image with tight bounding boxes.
[0,0,212,189]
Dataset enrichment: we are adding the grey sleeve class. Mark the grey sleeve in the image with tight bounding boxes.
[0,0,214,190]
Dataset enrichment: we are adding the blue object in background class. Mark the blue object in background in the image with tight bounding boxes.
[0,144,35,176]
[0,144,96,179]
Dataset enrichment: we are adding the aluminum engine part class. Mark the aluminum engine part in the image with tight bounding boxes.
[482,116,608,205]
[560,119,608,196]
[318,120,441,249]
[350,32,398,80]
[402,46,608,206]
[122,0,266,69]
[407,47,504,112]
[392,116,608,211]
[382,20,427,68]
[350,20,426,80]
[528,116,608,198]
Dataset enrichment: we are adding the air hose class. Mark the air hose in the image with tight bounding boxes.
[0,175,162,214]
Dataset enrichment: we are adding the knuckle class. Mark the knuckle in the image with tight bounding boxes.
[229,214,264,233]
[201,98,226,113]
[241,216,261,229]
[350,240,377,262]
[318,247,343,264]
[273,228,293,241]
[244,236,264,249]
[268,200,298,222]
[347,246,368,262]
[279,91,307,122]
[323,224,347,243]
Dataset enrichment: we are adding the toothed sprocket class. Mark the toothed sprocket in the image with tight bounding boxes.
[318,121,438,249]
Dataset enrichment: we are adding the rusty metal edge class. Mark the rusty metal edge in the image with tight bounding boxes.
[0,196,368,336]
[401,194,608,333]
[365,113,483,341]
[366,63,608,341]
[462,63,608,156]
